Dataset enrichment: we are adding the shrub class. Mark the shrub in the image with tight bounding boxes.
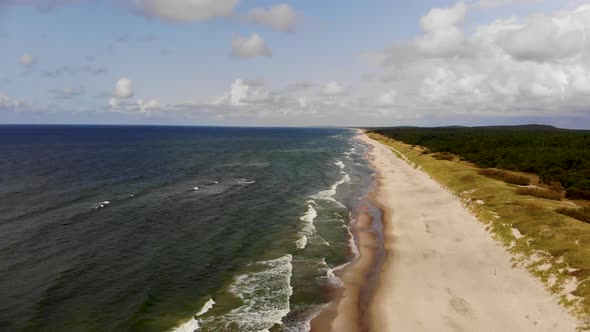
[556,207,590,223]
[478,169,530,186]
[547,181,564,192]
[433,152,454,161]
[516,187,562,200]
[503,174,531,186]
[566,188,590,200]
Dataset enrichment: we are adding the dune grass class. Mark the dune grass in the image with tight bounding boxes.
[367,132,590,325]
[478,168,531,186]
[557,207,590,224]
[517,187,563,201]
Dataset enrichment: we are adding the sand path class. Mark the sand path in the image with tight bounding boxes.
[360,133,579,332]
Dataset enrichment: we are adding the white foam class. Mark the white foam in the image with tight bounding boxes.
[345,223,359,259]
[237,179,256,185]
[300,204,318,233]
[198,255,293,331]
[94,201,110,209]
[311,174,349,206]
[295,235,308,249]
[319,258,344,287]
[171,317,200,332]
[296,203,318,249]
[310,159,352,205]
[170,298,215,332]
[196,298,215,317]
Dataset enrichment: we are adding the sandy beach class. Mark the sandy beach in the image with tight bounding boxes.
[314,132,580,332]
[363,132,581,331]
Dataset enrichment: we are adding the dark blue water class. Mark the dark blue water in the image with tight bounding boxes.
[0,125,373,331]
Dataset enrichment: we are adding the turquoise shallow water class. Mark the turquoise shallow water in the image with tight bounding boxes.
[0,126,373,331]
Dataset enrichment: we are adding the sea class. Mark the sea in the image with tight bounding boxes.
[0,125,374,332]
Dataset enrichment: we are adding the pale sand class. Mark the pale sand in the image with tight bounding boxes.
[359,133,580,332]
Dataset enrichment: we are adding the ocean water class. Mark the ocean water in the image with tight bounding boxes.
[0,125,374,332]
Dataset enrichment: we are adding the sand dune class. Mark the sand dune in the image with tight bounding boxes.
[359,133,579,332]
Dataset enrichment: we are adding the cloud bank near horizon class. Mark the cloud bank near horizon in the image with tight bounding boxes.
[1,0,590,128]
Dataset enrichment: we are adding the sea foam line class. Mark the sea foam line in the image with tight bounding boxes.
[171,298,216,332]
[197,255,293,331]
[297,201,318,249]
[310,160,350,205]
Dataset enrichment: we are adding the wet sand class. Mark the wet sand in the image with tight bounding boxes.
[310,142,385,332]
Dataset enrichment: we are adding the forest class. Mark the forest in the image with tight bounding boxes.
[369,125,590,200]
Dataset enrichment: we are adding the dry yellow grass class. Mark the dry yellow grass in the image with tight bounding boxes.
[368,132,590,326]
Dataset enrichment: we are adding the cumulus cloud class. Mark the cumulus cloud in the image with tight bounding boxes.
[19,53,37,67]
[212,79,284,106]
[353,2,590,124]
[248,4,300,32]
[133,0,238,23]
[494,13,589,61]
[113,77,134,99]
[376,90,397,106]
[231,33,271,58]
[416,2,468,57]
[320,81,348,96]
[0,91,27,112]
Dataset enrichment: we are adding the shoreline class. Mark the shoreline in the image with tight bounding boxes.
[310,132,385,332]
[359,133,580,331]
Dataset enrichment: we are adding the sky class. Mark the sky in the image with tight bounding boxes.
[1,0,590,128]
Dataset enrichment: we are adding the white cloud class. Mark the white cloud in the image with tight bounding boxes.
[19,53,37,67]
[133,0,238,23]
[137,99,162,113]
[494,12,589,61]
[297,96,308,108]
[376,90,397,106]
[231,33,271,58]
[320,81,348,96]
[0,91,27,112]
[213,79,250,106]
[213,79,284,106]
[113,77,134,98]
[248,4,300,32]
[416,2,468,57]
[354,1,590,123]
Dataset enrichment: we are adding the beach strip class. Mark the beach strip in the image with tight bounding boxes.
[358,132,579,332]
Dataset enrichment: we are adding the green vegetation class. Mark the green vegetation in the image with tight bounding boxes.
[432,152,455,161]
[516,187,563,201]
[478,168,531,186]
[370,125,590,200]
[557,207,590,224]
[366,131,590,324]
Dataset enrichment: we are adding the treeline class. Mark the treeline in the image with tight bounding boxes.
[369,125,590,200]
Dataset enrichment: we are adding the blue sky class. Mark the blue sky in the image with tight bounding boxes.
[1,0,590,127]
